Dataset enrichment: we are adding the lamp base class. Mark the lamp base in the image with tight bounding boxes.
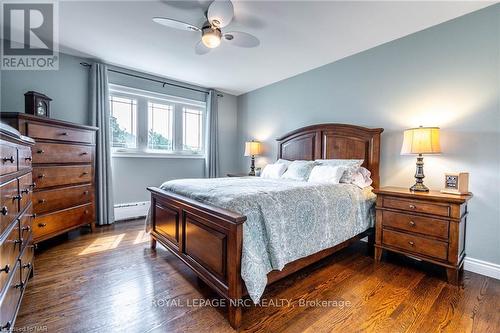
[409,154,429,192]
[410,182,429,192]
[248,155,256,176]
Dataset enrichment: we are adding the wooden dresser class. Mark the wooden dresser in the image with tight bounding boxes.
[0,123,35,331]
[1,113,98,243]
[373,187,472,284]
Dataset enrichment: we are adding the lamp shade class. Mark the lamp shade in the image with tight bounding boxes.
[244,141,262,156]
[401,127,441,155]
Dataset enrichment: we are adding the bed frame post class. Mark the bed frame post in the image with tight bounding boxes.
[227,221,244,330]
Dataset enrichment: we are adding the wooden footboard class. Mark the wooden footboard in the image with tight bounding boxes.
[147,187,246,328]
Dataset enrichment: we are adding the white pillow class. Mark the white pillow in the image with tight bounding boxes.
[341,166,373,188]
[308,165,346,184]
[261,163,287,179]
[281,160,316,181]
[276,159,292,167]
[315,159,363,168]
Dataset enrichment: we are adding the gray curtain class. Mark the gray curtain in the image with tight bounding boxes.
[89,63,115,225]
[205,90,219,178]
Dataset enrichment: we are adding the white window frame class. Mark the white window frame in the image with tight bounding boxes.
[109,84,207,159]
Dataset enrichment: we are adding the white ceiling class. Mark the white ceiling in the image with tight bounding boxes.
[53,1,494,95]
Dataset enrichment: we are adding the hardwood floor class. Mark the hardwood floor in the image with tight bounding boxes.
[16,219,499,333]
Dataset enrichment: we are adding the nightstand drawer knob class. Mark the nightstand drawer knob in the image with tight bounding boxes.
[409,204,416,209]
[409,220,416,226]
[408,241,415,246]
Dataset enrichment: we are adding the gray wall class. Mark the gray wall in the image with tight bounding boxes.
[0,53,239,206]
[1,53,90,124]
[237,5,500,265]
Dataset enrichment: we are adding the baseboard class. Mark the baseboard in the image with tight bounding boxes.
[114,201,150,221]
[464,257,500,280]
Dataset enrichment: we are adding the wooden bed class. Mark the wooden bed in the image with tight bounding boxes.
[147,123,383,329]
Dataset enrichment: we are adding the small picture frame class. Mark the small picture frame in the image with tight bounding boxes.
[441,172,469,195]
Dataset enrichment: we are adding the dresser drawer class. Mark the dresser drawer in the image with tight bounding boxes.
[33,184,94,215]
[17,146,32,171]
[382,229,448,261]
[0,223,21,293]
[33,165,92,189]
[18,173,33,213]
[383,197,450,217]
[19,207,33,246]
[19,239,34,284]
[27,122,94,144]
[33,142,93,164]
[382,210,449,239]
[34,203,94,239]
[0,143,17,176]
[0,179,19,236]
[0,261,22,331]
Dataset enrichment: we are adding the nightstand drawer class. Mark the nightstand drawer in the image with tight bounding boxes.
[383,197,450,217]
[382,211,449,239]
[382,229,448,260]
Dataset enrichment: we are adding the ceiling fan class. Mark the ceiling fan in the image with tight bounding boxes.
[153,0,260,55]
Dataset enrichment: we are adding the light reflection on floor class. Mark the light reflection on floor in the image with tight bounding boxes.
[78,233,126,255]
[133,230,150,244]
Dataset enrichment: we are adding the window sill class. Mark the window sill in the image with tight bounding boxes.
[112,152,205,159]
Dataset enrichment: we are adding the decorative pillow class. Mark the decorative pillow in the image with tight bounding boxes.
[315,159,363,168]
[341,166,373,188]
[281,160,316,181]
[308,165,346,184]
[261,163,287,179]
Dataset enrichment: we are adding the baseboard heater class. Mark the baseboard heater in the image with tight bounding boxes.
[114,201,150,221]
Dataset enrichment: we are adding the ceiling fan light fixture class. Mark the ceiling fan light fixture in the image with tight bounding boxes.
[202,27,222,48]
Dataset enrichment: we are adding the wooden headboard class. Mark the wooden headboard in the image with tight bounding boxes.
[276,123,384,188]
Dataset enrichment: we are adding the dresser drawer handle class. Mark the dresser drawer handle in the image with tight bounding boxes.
[14,281,24,289]
[38,174,45,179]
[83,190,89,195]
[22,262,32,269]
[80,152,88,156]
[409,220,416,227]
[1,321,11,330]
[2,156,14,163]
[21,188,30,195]
[13,194,22,201]
[1,206,7,215]
[37,149,44,154]
[22,225,31,231]
[38,199,46,203]
[0,264,10,274]
[14,238,23,245]
[25,156,32,161]
[408,241,415,246]
[30,182,36,189]
[61,132,69,136]
[31,213,37,219]
[38,223,47,228]
[409,204,416,209]
[82,172,89,175]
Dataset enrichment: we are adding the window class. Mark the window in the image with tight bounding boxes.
[109,85,206,157]
[183,107,203,153]
[148,102,173,151]
[110,96,137,149]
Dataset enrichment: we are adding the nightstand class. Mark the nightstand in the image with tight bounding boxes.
[373,186,472,284]
[226,173,252,177]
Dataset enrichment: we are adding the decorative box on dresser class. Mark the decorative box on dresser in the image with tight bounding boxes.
[0,123,35,331]
[373,186,472,284]
[1,113,98,243]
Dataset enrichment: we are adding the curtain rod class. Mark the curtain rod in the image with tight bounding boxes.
[80,62,222,97]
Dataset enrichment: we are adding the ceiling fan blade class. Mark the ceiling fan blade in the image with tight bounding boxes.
[223,31,260,48]
[152,17,200,32]
[207,0,234,28]
[195,41,211,55]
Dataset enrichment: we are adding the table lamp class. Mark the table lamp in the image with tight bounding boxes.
[244,140,262,176]
[401,126,441,192]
